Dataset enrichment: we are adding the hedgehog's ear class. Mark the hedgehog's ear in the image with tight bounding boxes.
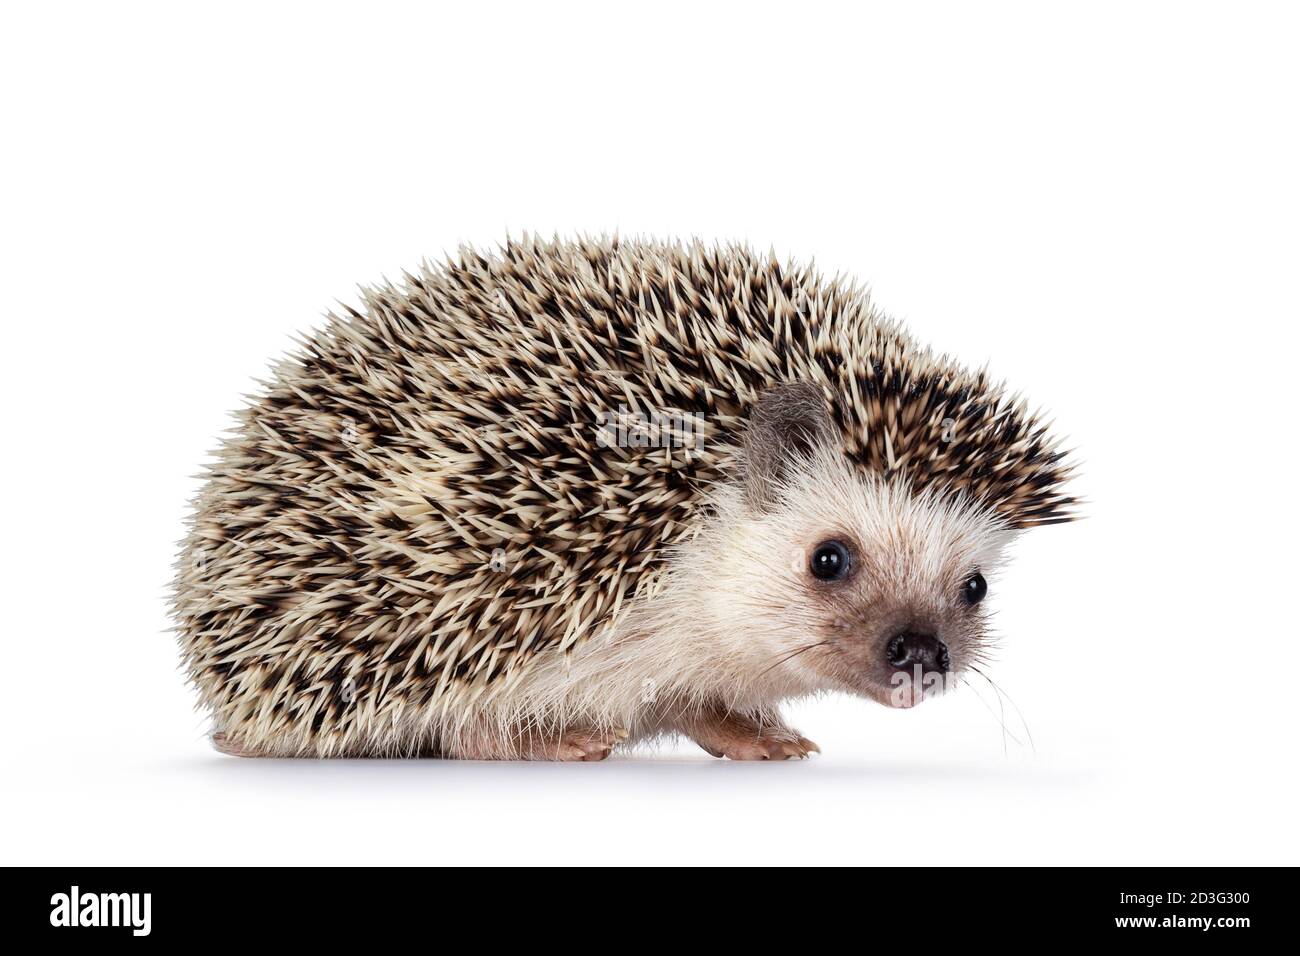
[743,382,835,512]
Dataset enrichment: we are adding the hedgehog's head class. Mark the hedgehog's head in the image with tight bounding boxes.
[696,383,1024,708]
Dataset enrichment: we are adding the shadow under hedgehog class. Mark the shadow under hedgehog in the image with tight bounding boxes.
[173,236,1076,760]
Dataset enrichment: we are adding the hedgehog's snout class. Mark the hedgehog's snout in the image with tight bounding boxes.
[885,630,950,675]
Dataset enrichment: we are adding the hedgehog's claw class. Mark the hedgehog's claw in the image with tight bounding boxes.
[719,734,819,761]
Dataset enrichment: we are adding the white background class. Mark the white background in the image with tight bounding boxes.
[3,1,1297,866]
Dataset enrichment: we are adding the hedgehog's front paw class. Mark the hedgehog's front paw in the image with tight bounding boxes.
[684,709,819,761]
[524,727,628,762]
[712,732,819,761]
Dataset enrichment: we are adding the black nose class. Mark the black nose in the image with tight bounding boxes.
[886,631,950,673]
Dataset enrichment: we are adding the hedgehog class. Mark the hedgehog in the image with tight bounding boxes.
[172,235,1076,761]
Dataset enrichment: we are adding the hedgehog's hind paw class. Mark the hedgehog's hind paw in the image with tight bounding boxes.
[444,725,628,761]
[211,731,271,758]
[523,728,627,762]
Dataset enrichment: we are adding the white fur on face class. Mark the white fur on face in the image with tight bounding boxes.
[660,443,1019,708]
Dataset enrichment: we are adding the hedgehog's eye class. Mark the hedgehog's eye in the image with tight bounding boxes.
[962,572,987,605]
[810,540,851,582]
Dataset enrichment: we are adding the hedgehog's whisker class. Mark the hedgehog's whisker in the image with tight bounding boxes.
[756,641,831,679]
[959,674,1024,752]
[969,664,1035,756]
